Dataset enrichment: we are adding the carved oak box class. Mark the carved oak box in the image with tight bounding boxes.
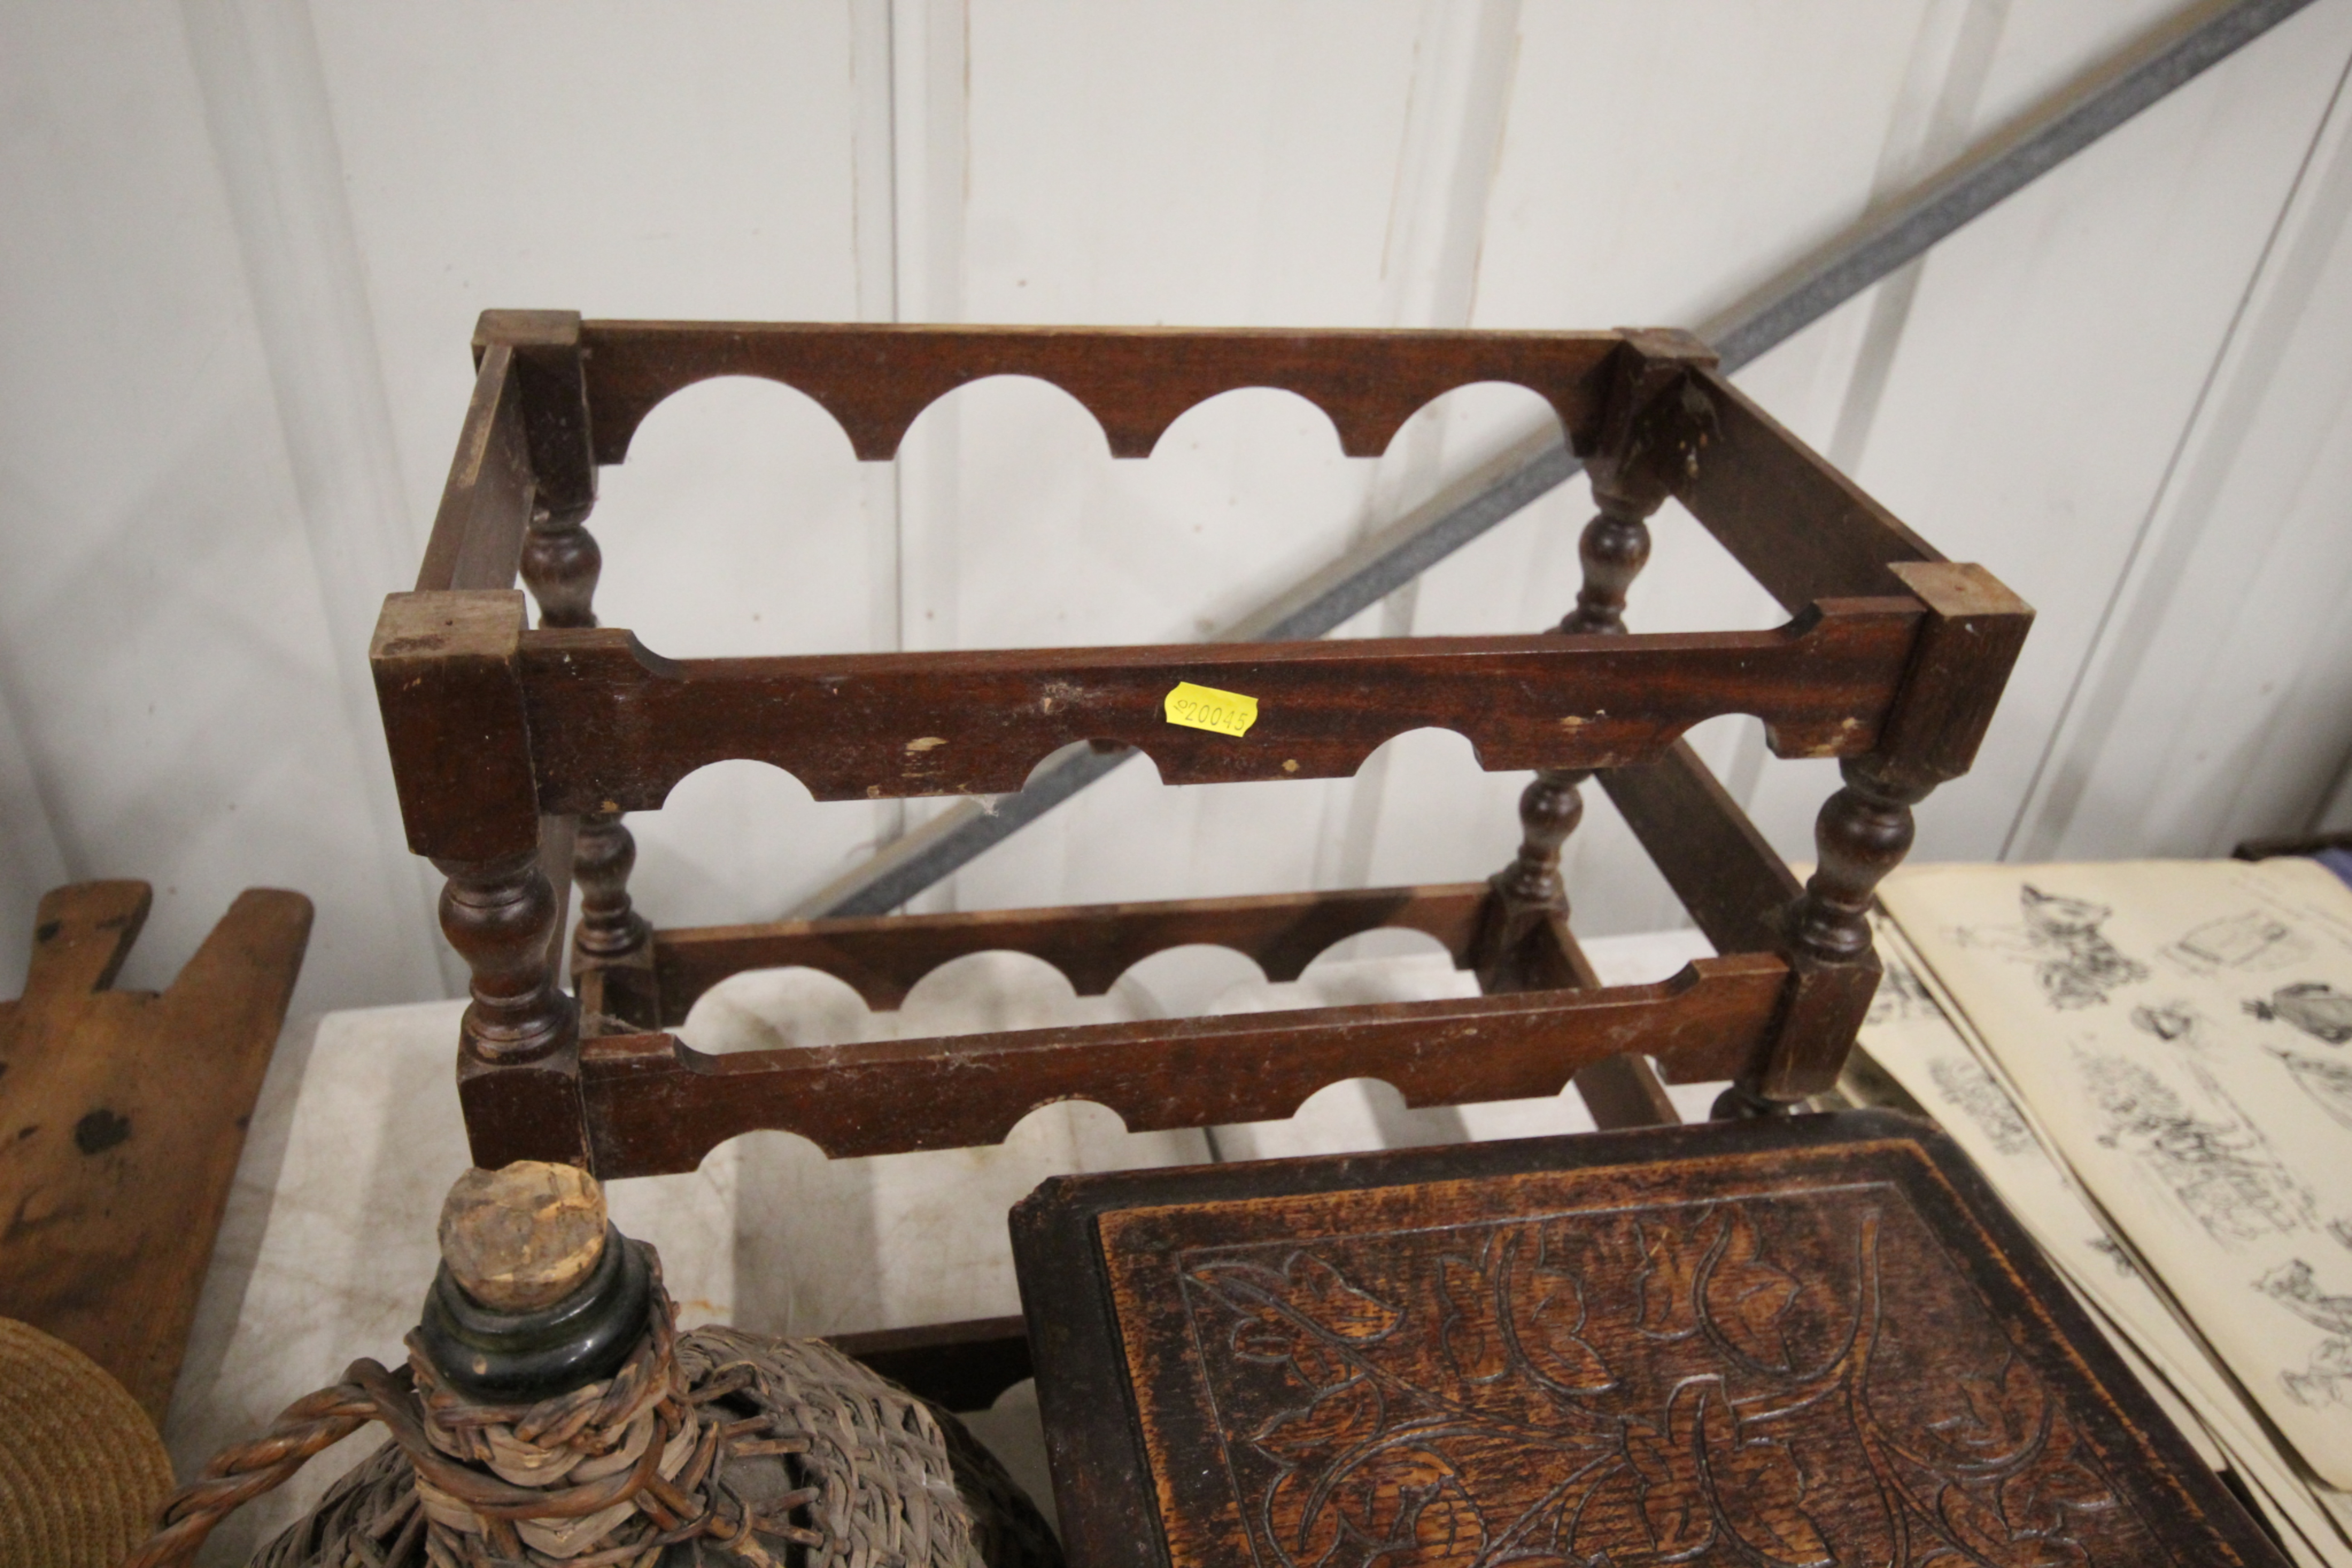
[1012,1111,2283,1568]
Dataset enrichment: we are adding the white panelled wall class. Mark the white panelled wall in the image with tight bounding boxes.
[5,0,2352,1016]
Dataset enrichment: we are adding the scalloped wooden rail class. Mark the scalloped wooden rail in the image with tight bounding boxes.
[573,320,1627,464]
[577,953,1787,1177]
[510,598,1923,812]
[647,883,1493,1022]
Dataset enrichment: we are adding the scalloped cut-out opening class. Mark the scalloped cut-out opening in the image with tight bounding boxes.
[1365,380,1568,484]
[1183,926,1482,1024]
[1017,741,1162,793]
[671,921,1485,1063]
[588,376,873,659]
[1209,1076,1482,1162]
[896,370,1114,460]
[1146,383,1349,461]
[1112,945,1273,1020]
[629,760,875,932]
[899,949,1095,1035]
[680,965,872,1054]
[1304,924,1456,973]
[565,366,1600,664]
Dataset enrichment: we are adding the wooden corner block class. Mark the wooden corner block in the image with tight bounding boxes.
[1876,561,2035,787]
[1610,324,1719,370]
[372,590,543,861]
[458,1044,590,1170]
[1758,946,1884,1102]
[1589,328,1722,500]
[372,587,527,662]
[473,311,597,515]
[474,308,583,352]
[0,883,313,1421]
[1887,559,2032,620]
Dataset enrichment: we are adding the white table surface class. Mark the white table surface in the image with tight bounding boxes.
[166,928,1720,1563]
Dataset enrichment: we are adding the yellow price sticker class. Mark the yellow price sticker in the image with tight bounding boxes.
[1164,681,1259,738]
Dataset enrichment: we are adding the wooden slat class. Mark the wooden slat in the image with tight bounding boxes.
[578,321,1622,463]
[519,602,1923,812]
[649,883,1489,1022]
[1675,367,1943,612]
[1571,1053,1684,1129]
[416,343,535,593]
[1552,920,1683,1129]
[1599,740,1804,957]
[571,955,1788,1177]
[0,882,311,1420]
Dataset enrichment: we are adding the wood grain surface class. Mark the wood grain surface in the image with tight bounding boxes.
[1014,1113,2286,1568]
[572,954,1787,1177]
[0,881,311,1420]
[643,882,1490,1024]
[1674,368,1945,611]
[567,321,1626,463]
[380,317,2031,1171]
[516,601,1923,811]
[416,343,534,595]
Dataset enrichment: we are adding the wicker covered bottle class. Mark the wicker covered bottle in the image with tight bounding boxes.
[127,1164,1059,1568]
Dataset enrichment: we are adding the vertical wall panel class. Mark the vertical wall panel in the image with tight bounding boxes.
[2013,48,2352,858]
[1810,0,2352,868]
[0,0,425,1008]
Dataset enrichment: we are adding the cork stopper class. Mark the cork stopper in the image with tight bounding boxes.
[438,1162,608,1312]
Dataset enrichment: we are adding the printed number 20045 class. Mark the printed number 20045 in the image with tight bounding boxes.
[1164,681,1259,738]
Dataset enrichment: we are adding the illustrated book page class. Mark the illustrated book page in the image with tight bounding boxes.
[1880,858,2352,1489]
[1859,910,2352,1566]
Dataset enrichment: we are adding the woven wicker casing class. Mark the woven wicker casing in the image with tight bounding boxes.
[247,1323,1059,1568]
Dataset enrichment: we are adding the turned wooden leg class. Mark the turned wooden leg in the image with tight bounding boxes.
[1475,769,1586,992]
[1478,475,1692,1126]
[436,850,573,1064]
[1714,756,1931,1119]
[1788,757,1930,966]
[573,808,657,1029]
[439,850,588,1166]
[520,502,601,629]
[573,809,646,960]
[1481,754,1682,1130]
[1475,485,1660,990]
[519,504,657,1030]
[1560,491,1653,637]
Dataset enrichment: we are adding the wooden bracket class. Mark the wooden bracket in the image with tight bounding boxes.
[1586,327,1720,511]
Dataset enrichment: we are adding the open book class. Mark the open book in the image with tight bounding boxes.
[1867,858,2352,1567]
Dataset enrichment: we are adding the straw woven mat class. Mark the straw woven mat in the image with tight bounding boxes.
[0,1317,175,1568]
